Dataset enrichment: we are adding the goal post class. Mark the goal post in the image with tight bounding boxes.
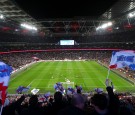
[61,81,75,89]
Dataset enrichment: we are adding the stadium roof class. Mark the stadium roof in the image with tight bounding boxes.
[13,0,117,19]
[0,0,135,36]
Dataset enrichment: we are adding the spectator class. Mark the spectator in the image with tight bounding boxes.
[90,94,109,115]
[50,91,67,115]
[58,94,86,115]
[1,95,25,115]
[20,95,43,115]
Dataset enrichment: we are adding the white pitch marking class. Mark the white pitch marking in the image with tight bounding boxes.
[27,79,35,87]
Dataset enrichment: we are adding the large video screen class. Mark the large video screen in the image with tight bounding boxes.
[60,40,74,45]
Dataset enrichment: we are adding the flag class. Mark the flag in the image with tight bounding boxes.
[16,86,23,93]
[109,50,135,70]
[67,86,75,95]
[94,88,103,94]
[39,95,46,102]
[54,82,65,94]
[44,92,50,100]
[0,62,12,105]
[16,86,30,93]
[32,56,39,61]
[31,88,40,95]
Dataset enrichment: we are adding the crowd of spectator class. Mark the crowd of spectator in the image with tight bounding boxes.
[1,79,135,115]
[0,29,135,50]
[0,51,108,69]
[0,29,135,43]
[0,43,134,52]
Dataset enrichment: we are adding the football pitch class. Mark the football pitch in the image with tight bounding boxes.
[8,61,135,94]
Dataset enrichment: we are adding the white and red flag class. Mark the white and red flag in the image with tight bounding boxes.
[0,62,12,105]
[32,56,39,61]
[109,50,135,70]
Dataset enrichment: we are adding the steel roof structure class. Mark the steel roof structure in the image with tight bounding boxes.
[0,0,48,33]
[0,0,135,37]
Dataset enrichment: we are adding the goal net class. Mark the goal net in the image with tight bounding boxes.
[61,81,75,89]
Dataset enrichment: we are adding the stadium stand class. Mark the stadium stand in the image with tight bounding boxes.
[1,0,135,115]
[1,82,135,115]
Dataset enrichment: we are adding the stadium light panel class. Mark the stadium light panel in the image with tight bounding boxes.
[96,27,100,30]
[128,12,135,18]
[115,27,119,30]
[96,22,112,31]
[20,23,37,31]
[101,23,108,29]
[128,13,134,18]
[0,14,4,19]
[108,22,112,26]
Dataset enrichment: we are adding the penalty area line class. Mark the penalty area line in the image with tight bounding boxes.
[27,79,35,87]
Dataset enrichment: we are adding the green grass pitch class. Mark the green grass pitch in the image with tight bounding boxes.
[8,61,135,94]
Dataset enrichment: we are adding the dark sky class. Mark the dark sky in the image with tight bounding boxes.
[14,0,118,19]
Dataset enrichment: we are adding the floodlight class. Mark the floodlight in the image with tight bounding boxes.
[101,23,108,29]
[20,23,37,31]
[129,13,134,18]
[96,27,100,30]
[96,22,112,31]
[0,14,4,19]
[115,27,119,29]
[108,22,112,26]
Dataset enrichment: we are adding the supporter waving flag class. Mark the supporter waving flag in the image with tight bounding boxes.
[67,86,75,95]
[109,50,135,70]
[54,82,65,94]
[44,92,50,100]
[0,61,12,105]
[16,86,30,94]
